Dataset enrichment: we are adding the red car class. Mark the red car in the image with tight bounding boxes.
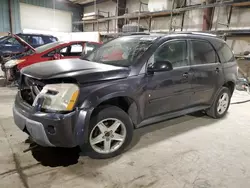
[4,40,101,82]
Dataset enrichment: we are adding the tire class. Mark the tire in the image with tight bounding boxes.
[87,106,133,159]
[206,87,231,119]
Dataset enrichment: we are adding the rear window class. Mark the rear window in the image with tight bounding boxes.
[219,44,235,63]
[49,37,57,42]
[31,36,44,45]
[211,40,235,63]
[19,35,44,46]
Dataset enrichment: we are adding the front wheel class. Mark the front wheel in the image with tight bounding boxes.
[87,106,133,159]
[206,87,231,119]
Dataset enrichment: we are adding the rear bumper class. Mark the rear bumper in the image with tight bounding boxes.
[13,92,86,147]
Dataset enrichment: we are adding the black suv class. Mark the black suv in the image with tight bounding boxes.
[13,33,237,159]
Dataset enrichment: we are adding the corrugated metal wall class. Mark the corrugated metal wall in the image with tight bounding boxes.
[0,0,10,33]
[12,0,21,33]
[0,0,83,33]
[0,0,21,33]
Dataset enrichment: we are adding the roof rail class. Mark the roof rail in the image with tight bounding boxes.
[190,32,217,37]
[122,32,150,36]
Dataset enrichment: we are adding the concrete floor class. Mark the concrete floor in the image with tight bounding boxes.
[1,87,250,188]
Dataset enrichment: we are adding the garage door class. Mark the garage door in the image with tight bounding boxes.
[20,3,72,32]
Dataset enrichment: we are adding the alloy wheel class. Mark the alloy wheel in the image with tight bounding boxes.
[217,92,229,115]
[89,118,127,154]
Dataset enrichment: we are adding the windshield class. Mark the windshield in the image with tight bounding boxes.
[84,36,157,67]
[35,41,63,53]
[0,36,9,43]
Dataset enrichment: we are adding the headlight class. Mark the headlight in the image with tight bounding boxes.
[33,83,79,112]
[5,59,25,68]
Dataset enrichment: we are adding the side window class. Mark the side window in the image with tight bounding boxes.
[70,44,83,54]
[56,46,69,57]
[31,36,44,46]
[152,40,188,68]
[60,47,68,54]
[191,40,218,65]
[49,37,57,42]
[46,50,56,57]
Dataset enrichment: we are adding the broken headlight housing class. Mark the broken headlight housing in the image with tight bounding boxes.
[33,83,79,112]
[5,59,25,68]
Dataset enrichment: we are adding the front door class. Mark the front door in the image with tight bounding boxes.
[145,39,193,118]
[189,39,224,106]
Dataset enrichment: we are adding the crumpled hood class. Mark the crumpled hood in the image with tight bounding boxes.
[21,59,130,84]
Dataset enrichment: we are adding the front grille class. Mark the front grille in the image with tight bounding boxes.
[20,76,45,105]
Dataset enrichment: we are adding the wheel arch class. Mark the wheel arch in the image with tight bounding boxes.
[223,81,235,95]
[80,94,140,144]
[91,95,140,126]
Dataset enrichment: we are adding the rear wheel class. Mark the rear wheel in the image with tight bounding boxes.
[206,87,231,119]
[87,106,133,159]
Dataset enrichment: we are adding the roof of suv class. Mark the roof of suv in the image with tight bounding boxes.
[123,32,219,38]
[123,32,225,43]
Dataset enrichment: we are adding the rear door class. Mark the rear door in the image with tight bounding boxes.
[189,39,223,106]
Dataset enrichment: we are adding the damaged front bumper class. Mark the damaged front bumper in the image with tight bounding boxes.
[13,92,88,148]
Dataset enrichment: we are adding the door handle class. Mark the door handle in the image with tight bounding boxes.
[215,68,220,73]
[182,72,189,78]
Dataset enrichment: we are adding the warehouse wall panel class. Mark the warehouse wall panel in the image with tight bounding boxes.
[212,7,250,30]
[0,0,10,33]
[20,0,83,31]
[126,0,148,13]
[20,3,72,32]
[0,0,21,33]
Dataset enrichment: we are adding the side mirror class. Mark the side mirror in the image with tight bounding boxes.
[148,61,173,73]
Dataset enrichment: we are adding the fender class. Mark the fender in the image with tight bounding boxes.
[76,80,143,144]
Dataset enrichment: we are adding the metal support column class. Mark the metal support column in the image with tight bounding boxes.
[180,0,187,31]
[107,12,110,33]
[137,1,141,32]
[148,16,152,32]
[169,0,176,32]
[8,0,13,33]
